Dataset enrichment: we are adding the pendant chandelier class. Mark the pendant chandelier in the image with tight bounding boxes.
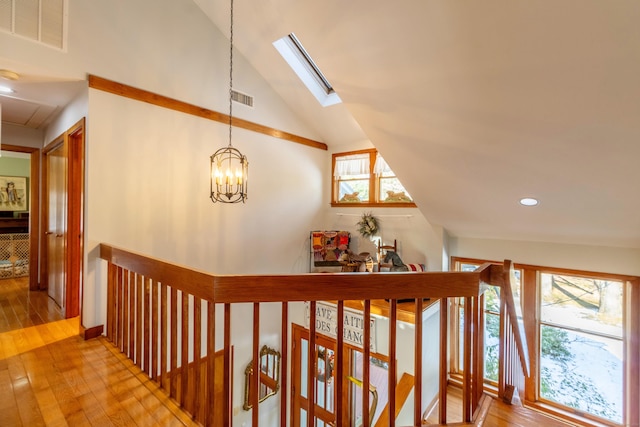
[210,0,248,203]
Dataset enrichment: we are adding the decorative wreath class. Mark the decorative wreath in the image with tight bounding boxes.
[356,212,380,238]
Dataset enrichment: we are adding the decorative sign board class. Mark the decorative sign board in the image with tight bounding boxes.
[304,301,377,352]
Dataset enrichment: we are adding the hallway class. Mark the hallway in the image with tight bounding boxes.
[0,277,197,426]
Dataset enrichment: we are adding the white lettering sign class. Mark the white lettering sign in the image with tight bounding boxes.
[304,302,377,352]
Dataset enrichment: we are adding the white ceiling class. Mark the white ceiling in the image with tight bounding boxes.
[2,1,640,250]
[194,0,640,249]
[0,63,85,130]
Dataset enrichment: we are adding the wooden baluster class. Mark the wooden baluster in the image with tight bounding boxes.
[122,270,130,357]
[280,302,288,427]
[160,283,168,390]
[439,298,448,424]
[414,297,424,426]
[106,263,115,341]
[151,280,159,381]
[206,301,216,427]
[335,301,344,427]
[117,267,124,350]
[308,301,316,427]
[170,287,178,399]
[363,300,371,427]
[252,303,260,426]
[144,277,151,375]
[115,266,123,348]
[498,289,507,399]
[136,274,143,370]
[181,292,189,410]
[193,296,202,420]
[128,271,135,360]
[472,295,481,412]
[463,296,472,422]
[223,304,232,427]
[389,298,397,427]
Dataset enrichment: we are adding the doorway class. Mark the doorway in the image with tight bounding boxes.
[0,144,40,290]
[291,324,390,427]
[42,118,85,318]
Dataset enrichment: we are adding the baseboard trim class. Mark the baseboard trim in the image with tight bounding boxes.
[82,324,104,340]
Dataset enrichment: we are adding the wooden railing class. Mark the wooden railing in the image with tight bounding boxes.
[498,260,530,403]
[100,244,503,426]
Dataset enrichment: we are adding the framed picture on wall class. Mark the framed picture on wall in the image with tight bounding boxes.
[0,176,28,211]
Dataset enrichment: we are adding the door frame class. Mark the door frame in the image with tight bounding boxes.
[1,144,40,291]
[41,118,85,318]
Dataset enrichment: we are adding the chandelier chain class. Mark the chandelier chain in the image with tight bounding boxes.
[228,0,234,148]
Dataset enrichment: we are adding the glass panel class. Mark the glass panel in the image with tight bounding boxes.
[484,285,500,313]
[301,338,308,399]
[300,408,307,426]
[484,313,500,382]
[459,263,479,272]
[539,272,623,423]
[540,325,622,423]
[540,274,623,337]
[337,178,369,202]
[316,345,335,412]
[379,176,412,202]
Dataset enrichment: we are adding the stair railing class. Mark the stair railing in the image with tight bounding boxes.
[100,243,500,426]
[498,259,530,403]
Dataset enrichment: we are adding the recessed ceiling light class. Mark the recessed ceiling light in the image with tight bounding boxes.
[519,197,539,206]
[0,69,20,80]
[0,85,14,94]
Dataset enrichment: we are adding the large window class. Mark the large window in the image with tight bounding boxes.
[450,257,635,426]
[332,149,415,207]
[539,272,623,423]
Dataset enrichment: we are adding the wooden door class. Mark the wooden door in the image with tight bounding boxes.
[45,142,67,309]
[42,118,84,318]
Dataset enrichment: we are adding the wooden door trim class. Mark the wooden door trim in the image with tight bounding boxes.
[42,117,85,319]
[1,144,41,291]
[66,118,85,319]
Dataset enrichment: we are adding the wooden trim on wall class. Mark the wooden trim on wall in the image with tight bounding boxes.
[87,74,328,151]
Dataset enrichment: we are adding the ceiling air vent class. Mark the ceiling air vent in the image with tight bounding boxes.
[231,90,254,108]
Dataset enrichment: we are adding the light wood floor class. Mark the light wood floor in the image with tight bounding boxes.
[0,277,198,426]
[423,380,572,427]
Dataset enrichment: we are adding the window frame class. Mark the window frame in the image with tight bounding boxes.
[331,149,416,208]
[450,256,638,427]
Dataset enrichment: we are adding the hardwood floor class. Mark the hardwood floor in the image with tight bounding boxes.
[0,277,198,426]
[423,385,572,427]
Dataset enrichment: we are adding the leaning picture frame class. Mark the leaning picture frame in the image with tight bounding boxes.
[0,176,28,211]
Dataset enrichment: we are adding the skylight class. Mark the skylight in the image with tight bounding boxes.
[273,33,342,107]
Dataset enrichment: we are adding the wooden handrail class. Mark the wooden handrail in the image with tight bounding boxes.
[498,260,530,402]
[504,260,530,377]
[99,243,497,426]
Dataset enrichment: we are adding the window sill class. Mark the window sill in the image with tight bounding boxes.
[330,202,417,208]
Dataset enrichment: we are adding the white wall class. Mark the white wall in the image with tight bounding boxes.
[450,236,640,277]
[2,123,43,148]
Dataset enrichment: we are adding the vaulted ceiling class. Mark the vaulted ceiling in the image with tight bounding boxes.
[194,0,640,249]
[2,1,639,249]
